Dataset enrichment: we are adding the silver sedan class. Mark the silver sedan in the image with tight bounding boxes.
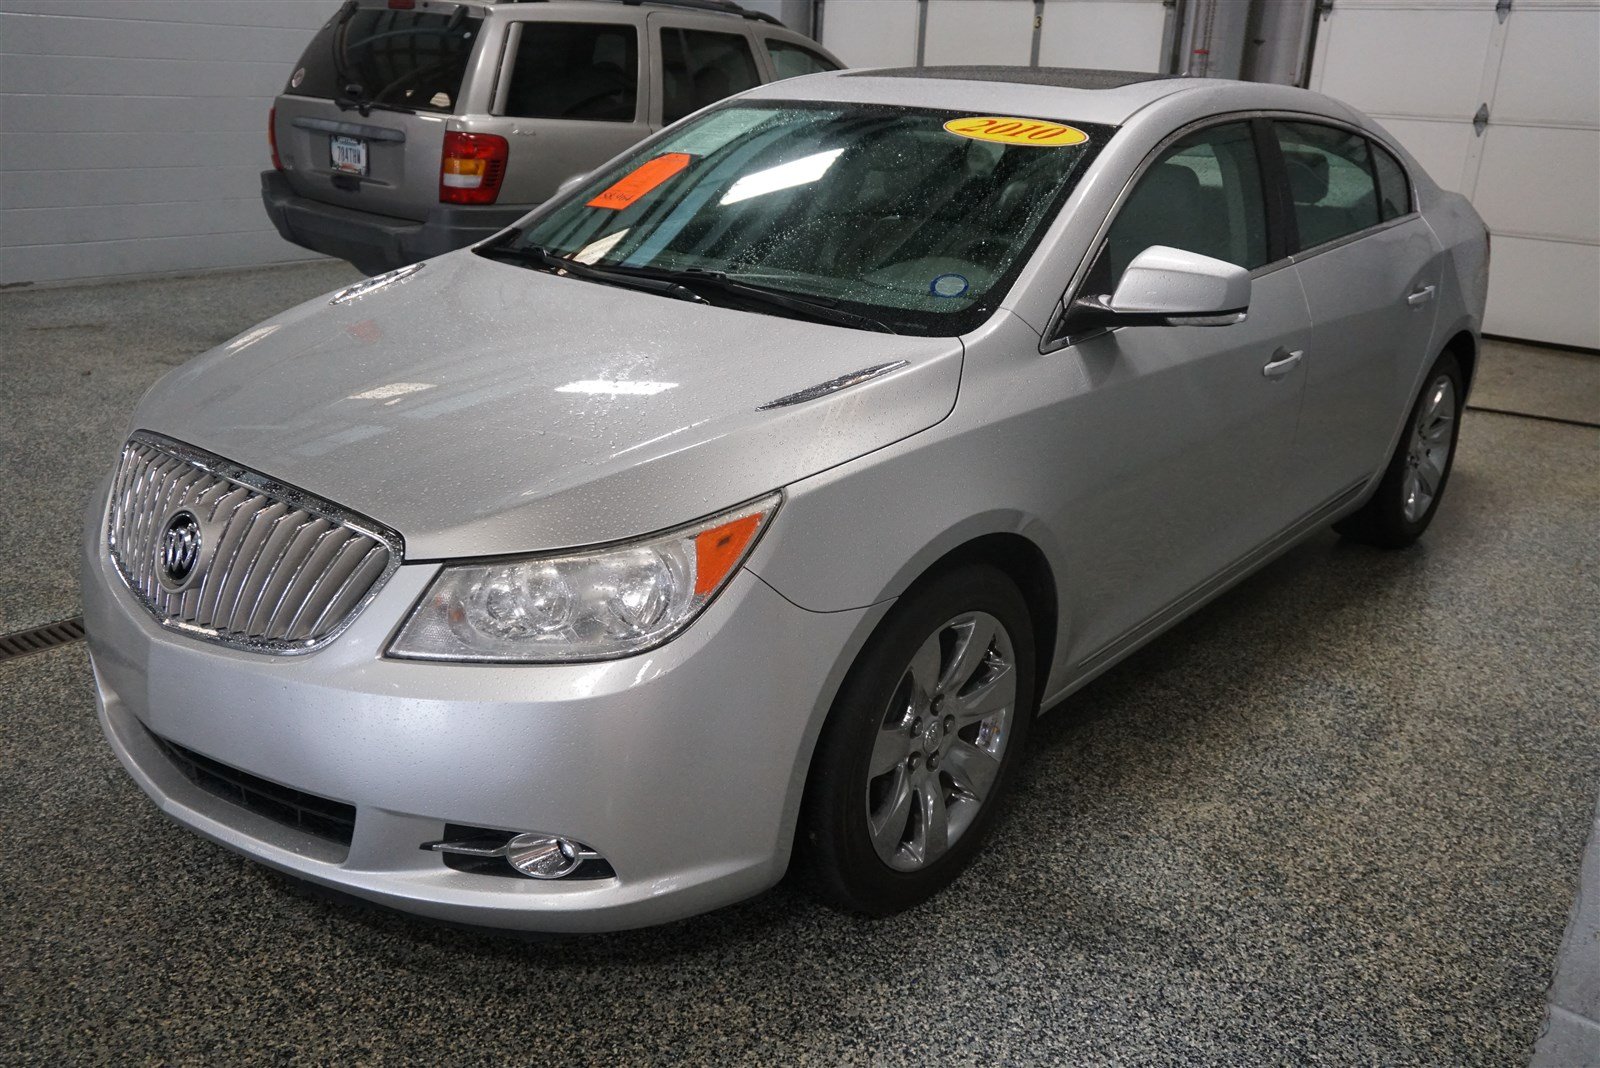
[83,67,1488,932]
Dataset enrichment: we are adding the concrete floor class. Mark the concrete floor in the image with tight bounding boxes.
[2,264,1597,1064]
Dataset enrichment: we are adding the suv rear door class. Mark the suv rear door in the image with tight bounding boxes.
[274,2,489,221]
[486,9,652,205]
[646,13,764,129]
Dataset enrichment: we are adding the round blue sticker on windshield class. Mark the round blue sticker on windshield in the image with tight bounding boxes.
[930,273,970,299]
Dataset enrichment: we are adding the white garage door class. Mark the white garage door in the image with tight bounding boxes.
[820,0,921,68]
[923,0,1035,65]
[1311,0,1600,349]
[0,0,342,287]
[1037,0,1170,71]
[824,0,1170,74]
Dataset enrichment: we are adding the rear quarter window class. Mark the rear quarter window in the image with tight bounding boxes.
[289,7,482,114]
[766,39,839,81]
[1371,141,1412,220]
[503,22,640,121]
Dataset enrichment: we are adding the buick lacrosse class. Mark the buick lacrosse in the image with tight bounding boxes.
[84,67,1487,932]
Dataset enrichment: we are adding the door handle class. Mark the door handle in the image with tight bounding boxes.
[1262,348,1303,379]
[1407,284,1437,307]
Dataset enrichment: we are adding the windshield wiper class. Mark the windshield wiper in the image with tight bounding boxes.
[600,265,897,334]
[476,245,710,306]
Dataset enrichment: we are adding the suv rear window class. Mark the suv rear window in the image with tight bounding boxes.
[504,22,640,122]
[289,7,483,114]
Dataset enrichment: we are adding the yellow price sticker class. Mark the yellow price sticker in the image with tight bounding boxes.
[942,116,1089,147]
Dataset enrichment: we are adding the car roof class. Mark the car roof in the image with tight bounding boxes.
[741,66,1354,129]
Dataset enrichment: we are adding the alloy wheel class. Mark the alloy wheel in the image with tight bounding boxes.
[864,611,1018,872]
[1402,374,1456,523]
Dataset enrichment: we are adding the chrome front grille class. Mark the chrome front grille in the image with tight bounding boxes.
[106,432,403,653]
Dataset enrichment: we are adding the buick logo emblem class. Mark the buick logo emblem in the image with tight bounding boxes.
[158,510,204,591]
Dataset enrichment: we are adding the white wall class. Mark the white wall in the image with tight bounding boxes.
[0,0,342,287]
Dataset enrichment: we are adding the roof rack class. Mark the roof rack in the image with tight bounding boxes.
[492,0,784,26]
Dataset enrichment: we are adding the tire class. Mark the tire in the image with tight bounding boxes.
[797,564,1036,916]
[1334,350,1465,549]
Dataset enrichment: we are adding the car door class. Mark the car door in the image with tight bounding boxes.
[1047,120,1314,661]
[1272,120,1443,513]
[490,13,653,205]
[647,14,764,130]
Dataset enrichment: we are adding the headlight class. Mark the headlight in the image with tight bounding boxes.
[388,493,780,663]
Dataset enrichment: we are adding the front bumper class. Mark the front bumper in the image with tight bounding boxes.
[83,506,884,933]
[260,171,527,275]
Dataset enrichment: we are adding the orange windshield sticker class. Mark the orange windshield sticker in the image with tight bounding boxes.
[587,152,693,210]
[942,117,1089,147]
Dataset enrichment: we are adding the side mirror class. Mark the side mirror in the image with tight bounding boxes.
[1060,246,1251,335]
[554,170,593,199]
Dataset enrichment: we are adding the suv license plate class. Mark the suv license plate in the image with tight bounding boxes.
[330,135,368,176]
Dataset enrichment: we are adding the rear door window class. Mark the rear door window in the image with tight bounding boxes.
[660,28,761,125]
[765,39,838,80]
[503,23,640,121]
[1274,121,1382,250]
[289,7,482,114]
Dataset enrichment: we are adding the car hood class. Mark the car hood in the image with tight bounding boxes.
[132,252,963,558]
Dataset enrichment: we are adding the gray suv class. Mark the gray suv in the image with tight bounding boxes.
[261,0,840,275]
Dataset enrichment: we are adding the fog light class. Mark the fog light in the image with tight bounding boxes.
[505,833,583,879]
[425,827,603,880]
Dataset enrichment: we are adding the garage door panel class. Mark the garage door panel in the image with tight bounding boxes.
[0,53,290,99]
[1492,9,1600,126]
[1371,117,1477,193]
[0,0,342,284]
[923,0,1035,66]
[1,229,319,288]
[1038,0,1167,72]
[0,165,268,211]
[1474,127,1600,241]
[1315,9,1491,117]
[0,130,269,173]
[820,0,920,69]
[0,92,265,135]
[2,198,272,248]
[0,10,315,63]
[0,0,334,30]
[1483,236,1600,348]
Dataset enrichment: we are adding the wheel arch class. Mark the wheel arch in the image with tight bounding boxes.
[783,528,1063,888]
[904,532,1060,716]
[1442,328,1477,393]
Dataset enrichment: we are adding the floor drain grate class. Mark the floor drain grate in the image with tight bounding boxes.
[0,617,86,662]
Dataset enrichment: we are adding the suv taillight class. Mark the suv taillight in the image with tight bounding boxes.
[440,131,508,205]
[269,106,283,171]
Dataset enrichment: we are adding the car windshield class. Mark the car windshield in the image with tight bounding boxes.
[491,103,1113,335]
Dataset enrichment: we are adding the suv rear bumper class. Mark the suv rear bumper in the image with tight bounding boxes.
[261,171,528,275]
